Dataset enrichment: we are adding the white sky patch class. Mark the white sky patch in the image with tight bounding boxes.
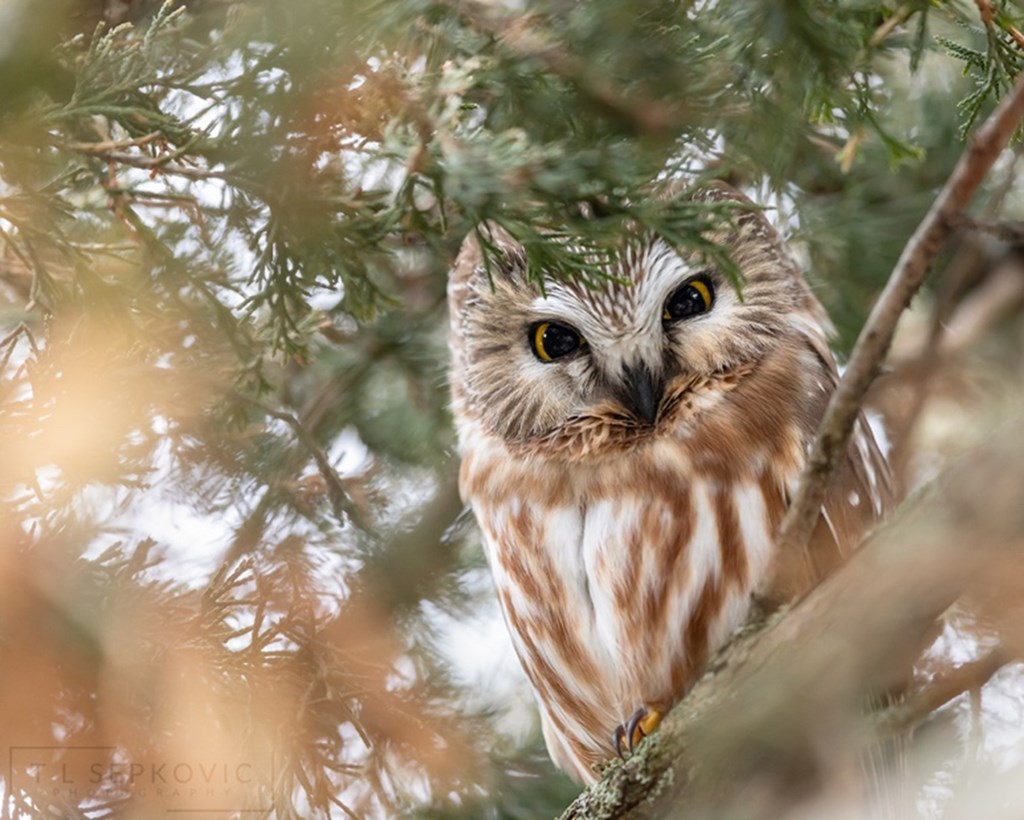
[121,491,238,586]
[328,426,372,477]
[68,423,234,586]
[308,288,345,311]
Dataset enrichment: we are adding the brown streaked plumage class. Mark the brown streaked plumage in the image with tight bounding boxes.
[447,183,893,783]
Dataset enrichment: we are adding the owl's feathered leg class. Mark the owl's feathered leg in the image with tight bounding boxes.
[613,706,663,757]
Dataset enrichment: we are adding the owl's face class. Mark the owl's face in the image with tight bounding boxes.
[449,197,824,456]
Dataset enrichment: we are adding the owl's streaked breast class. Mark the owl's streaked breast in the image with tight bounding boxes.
[458,404,804,782]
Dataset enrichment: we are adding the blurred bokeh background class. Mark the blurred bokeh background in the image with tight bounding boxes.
[0,0,1022,817]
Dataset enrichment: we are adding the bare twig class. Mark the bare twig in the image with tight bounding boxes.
[100,151,226,180]
[72,146,226,181]
[882,252,1024,487]
[884,150,1021,487]
[58,132,163,154]
[774,71,1024,566]
[0,323,39,376]
[940,258,1024,354]
[868,3,915,49]
[875,648,1011,737]
[951,213,1024,245]
[242,394,366,529]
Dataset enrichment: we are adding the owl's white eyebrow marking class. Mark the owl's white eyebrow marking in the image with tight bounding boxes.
[530,239,695,335]
[639,240,689,286]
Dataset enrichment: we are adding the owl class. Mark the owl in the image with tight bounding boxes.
[447,183,892,784]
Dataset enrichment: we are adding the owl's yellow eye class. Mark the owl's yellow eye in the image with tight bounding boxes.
[530,321,584,363]
[663,276,714,321]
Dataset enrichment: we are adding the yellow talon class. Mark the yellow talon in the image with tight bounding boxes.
[634,707,662,741]
[614,706,664,757]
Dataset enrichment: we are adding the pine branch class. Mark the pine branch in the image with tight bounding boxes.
[975,0,1024,51]
[454,1,684,137]
[771,70,1024,588]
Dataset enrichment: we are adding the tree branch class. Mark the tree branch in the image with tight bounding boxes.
[774,71,1024,569]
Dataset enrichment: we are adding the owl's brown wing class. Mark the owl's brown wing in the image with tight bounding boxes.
[798,319,896,580]
[823,412,894,550]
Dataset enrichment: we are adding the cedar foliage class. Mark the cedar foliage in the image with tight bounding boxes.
[1,1,1023,817]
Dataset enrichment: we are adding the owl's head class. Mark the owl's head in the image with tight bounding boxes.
[448,185,829,459]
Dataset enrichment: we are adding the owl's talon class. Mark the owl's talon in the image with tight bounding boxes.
[613,724,628,759]
[613,706,663,757]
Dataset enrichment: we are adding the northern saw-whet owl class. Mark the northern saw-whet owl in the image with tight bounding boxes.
[447,183,892,783]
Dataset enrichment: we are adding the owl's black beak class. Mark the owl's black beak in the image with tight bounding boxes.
[620,363,663,425]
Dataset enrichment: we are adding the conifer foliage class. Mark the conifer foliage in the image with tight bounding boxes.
[1,1,1023,817]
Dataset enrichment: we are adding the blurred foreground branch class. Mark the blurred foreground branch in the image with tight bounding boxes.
[775,71,1024,573]
[454,1,683,137]
[562,421,1024,819]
